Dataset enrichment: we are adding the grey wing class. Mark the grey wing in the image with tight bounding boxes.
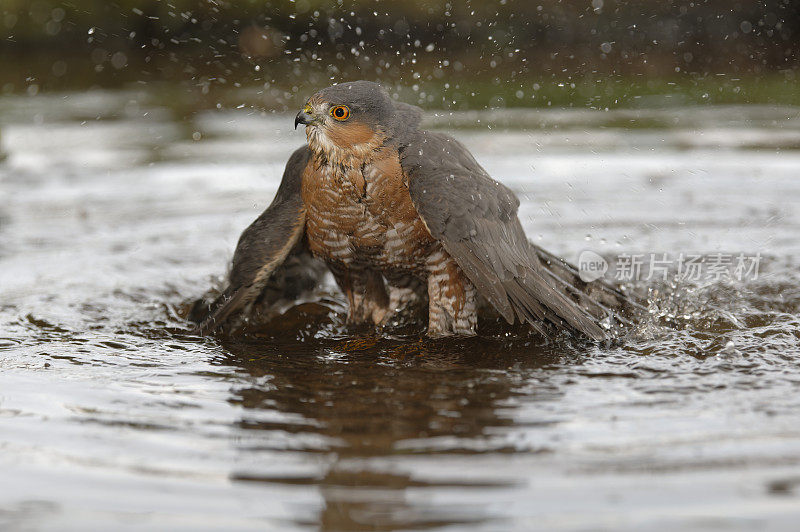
[390,101,424,136]
[400,131,632,341]
[193,146,311,335]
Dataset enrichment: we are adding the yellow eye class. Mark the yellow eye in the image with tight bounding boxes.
[330,105,350,121]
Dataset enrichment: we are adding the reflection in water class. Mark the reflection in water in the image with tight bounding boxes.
[219,328,563,529]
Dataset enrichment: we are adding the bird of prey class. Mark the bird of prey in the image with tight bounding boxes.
[193,80,638,339]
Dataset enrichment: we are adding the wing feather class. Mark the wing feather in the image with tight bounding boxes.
[193,146,311,335]
[400,130,635,341]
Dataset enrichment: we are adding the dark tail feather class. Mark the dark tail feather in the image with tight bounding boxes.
[507,243,645,340]
[189,250,328,336]
[518,269,610,341]
[191,287,248,336]
[531,244,646,319]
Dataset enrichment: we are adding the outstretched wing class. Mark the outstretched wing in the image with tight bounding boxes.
[399,131,630,341]
[193,146,311,335]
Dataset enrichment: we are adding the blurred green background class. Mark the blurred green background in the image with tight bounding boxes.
[1,0,799,110]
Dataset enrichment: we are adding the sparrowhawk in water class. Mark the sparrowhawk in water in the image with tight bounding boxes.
[193,81,638,339]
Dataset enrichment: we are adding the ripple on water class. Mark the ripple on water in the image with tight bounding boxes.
[2,96,800,530]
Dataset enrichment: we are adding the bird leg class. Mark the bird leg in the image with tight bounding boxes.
[330,265,390,326]
[425,249,478,337]
[380,273,427,326]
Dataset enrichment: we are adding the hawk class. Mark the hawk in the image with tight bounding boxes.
[193,81,637,339]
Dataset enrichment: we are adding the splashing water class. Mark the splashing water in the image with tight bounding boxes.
[1,90,800,530]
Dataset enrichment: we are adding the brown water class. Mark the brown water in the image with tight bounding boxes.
[2,90,800,531]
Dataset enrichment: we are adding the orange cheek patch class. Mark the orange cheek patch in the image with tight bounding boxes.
[325,121,378,147]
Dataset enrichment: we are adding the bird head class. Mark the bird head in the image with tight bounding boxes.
[295,81,396,164]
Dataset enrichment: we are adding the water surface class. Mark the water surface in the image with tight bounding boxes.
[1,91,800,530]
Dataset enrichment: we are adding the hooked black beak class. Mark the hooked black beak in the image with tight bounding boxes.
[294,111,312,130]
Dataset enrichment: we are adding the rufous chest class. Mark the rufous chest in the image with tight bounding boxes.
[300,154,433,268]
